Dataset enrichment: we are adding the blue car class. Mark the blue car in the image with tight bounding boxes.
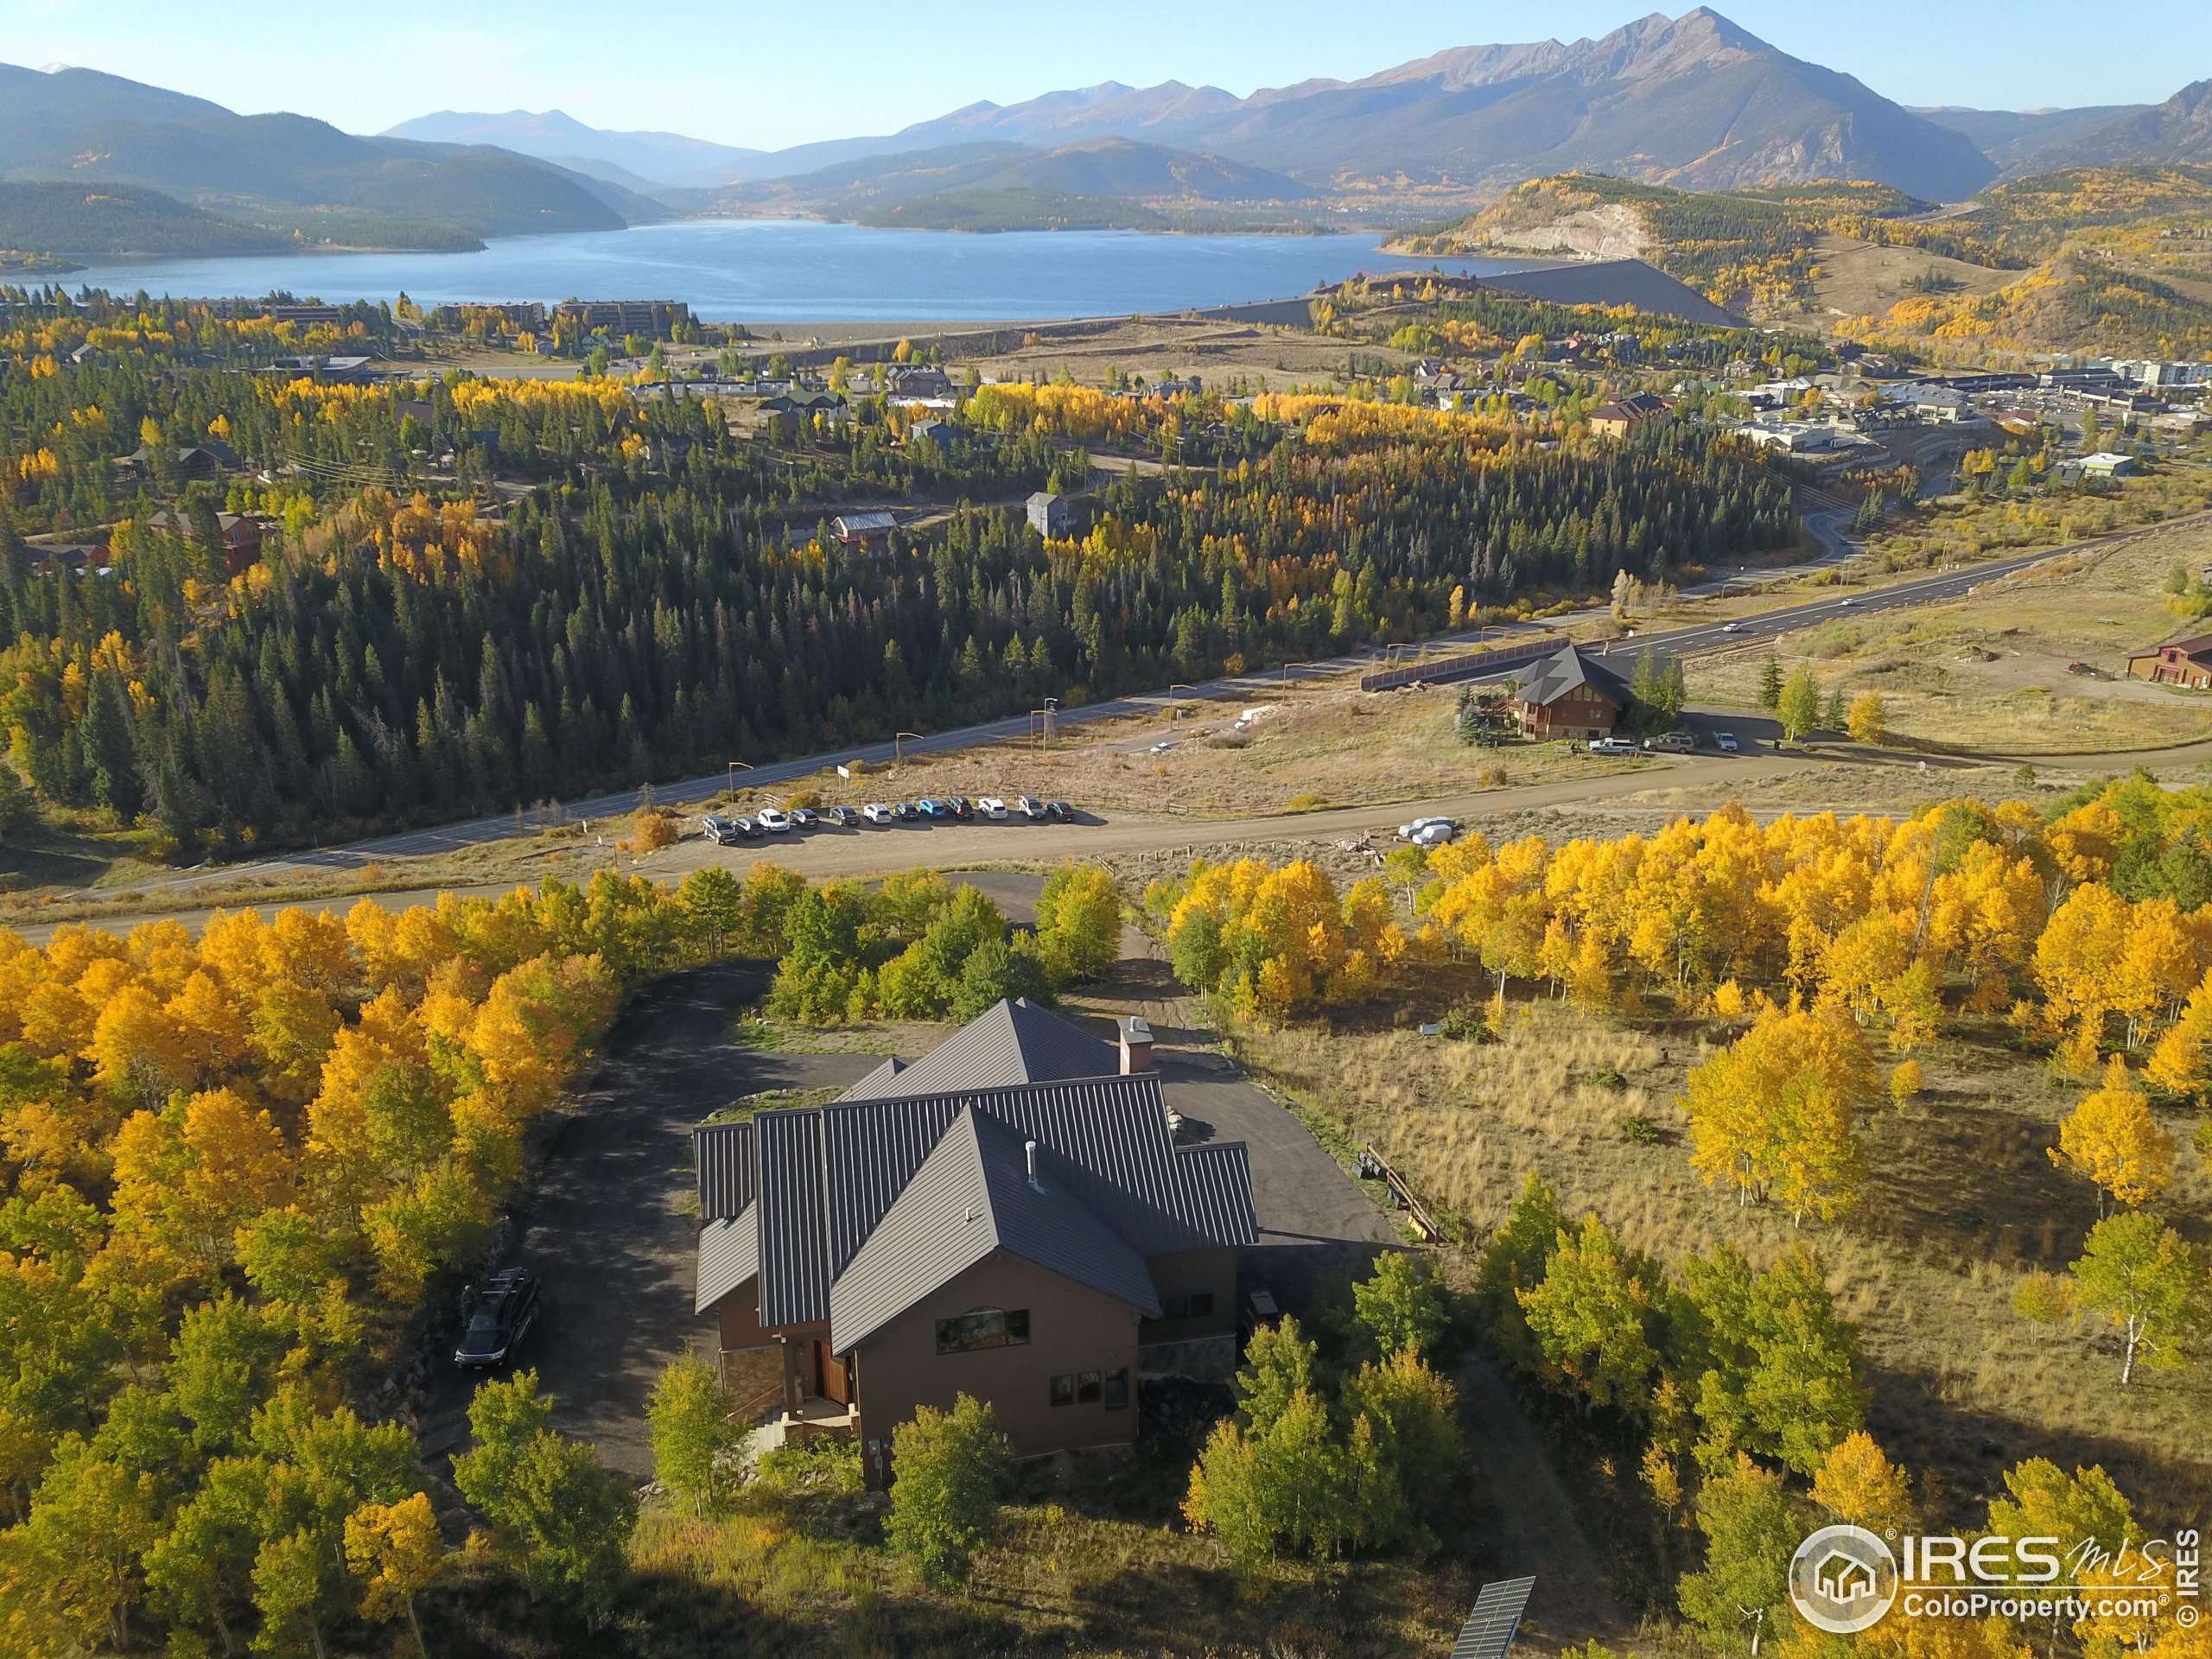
[918,798,952,820]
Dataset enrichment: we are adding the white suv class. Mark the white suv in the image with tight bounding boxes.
[861,803,894,825]
[977,797,1007,819]
[756,807,791,833]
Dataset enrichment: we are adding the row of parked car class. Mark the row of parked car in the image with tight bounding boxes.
[1587,729,1741,757]
[702,794,1075,843]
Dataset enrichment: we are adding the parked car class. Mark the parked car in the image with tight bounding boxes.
[947,797,974,821]
[976,797,1008,820]
[1398,815,1454,842]
[1714,731,1741,753]
[918,798,951,821]
[1017,795,1046,820]
[756,807,792,834]
[791,807,819,829]
[454,1268,541,1370]
[1643,730,1697,753]
[827,805,860,827]
[1589,736,1642,756]
[861,803,894,825]
[893,801,920,822]
[702,814,746,846]
[1412,822,1454,849]
[1044,800,1074,823]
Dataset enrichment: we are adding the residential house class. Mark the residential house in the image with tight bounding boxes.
[1027,491,1074,537]
[761,391,849,430]
[906,417,955,448]
[830,511,899,553]
[693,999,1256,1485]
[885,365,952,398]
[1506,643,1633,739]
[1586,392,1667,440]
[116,442,236,481]
[144,508,265,575]
[2127,632,2212,688]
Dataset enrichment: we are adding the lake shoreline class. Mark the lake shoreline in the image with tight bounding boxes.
[46,219,1520,323]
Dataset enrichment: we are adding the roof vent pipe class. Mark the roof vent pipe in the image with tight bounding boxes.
[1025,1139,1042,1193]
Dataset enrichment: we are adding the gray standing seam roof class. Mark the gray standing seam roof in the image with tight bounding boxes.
[709,1000,1259,1337]
[695,1205,760,1314]
[836,998,1117,1101]
[694,1121,756,1221]
[828,1109,1160,1352]
[756,1110,832,1327]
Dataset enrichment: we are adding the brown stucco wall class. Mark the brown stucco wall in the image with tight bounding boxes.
[850,1251,1141,1465]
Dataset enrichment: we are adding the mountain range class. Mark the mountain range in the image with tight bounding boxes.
[395,10,2005,203]
[5,10,2210,264]
[0,61,663,256]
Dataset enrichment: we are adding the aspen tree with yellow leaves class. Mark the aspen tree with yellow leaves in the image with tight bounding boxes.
[2051,1056,2177,1213]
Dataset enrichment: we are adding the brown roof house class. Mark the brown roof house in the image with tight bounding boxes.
[2128,632,2212,689]
[694,998,1255,1487]
[1586,392,1668,441]
[1508,643,1633,739]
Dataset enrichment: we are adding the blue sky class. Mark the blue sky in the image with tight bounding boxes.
[10,0,2206,147]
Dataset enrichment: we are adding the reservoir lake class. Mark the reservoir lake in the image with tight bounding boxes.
[54,218,1534,322]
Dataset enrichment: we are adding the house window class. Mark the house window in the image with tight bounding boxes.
[1160,1294,1190,1320]
[1077,1370,1102,1404]
[935,1307,1030,1354]
[1190,1292,1215,1319]
[1103,1368,1129,1409]
[1049,1373,1075,1407]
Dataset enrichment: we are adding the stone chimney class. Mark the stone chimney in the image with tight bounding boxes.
[1118,1015,1154,1075]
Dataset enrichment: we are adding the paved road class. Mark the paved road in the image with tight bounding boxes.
[109,515,2130,899]
[36,506,2212,936]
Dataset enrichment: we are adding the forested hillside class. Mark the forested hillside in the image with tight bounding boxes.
[0,183,290,260]
[0,297,1796,855]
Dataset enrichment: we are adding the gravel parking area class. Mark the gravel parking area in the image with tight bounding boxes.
[420,963,878,1477]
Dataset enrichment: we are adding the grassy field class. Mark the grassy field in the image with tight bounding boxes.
[1694,517,2212,754]
[1775,235,2016,327]
[1227,990,2212,1536]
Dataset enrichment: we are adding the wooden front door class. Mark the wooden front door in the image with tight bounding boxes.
[813,1340,853,1406]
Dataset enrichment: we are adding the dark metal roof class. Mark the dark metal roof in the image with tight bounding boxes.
[756,1109,831,1328]
[836,998,1116,1102]
[828,1109,1160,1352]
[1512,643,1631,709]
[1452,1577,1536,1659]
[693,1122,756,1222]
[699,1002,1258,1334]
[695,1205,759,1313]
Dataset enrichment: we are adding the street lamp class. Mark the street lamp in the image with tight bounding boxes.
[725,760,751,795]
[893,731,922,764]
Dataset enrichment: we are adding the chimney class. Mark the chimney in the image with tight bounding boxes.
[1119,1015,1154,1075]
[1024,1139,1042,1193]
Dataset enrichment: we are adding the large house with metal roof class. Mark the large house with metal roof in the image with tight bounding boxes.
[694,998,1256,1484]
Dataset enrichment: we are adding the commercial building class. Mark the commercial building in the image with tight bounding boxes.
[1507,643,1632,740]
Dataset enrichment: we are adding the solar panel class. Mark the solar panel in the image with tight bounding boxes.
[1452,1576,1536,1659]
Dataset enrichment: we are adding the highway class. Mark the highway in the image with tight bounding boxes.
[82,505,2212,905]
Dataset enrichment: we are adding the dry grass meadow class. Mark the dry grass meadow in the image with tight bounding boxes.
[1696,518,2212,755]
[1230,989,2212,1535]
